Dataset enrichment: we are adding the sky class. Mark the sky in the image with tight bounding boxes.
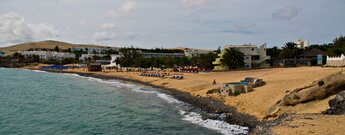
[0,0,344,49]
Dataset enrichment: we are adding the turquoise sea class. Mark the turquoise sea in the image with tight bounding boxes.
[0,68,248,135]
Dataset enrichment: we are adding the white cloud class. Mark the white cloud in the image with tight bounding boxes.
[223,23,258,34]
[100,22,116,30]
[93,31,138,41]
[0,12,59,45]
[181,0,208,7]
[120,0,137,14]
[93,31,117,41]
[102,0,137,19]
[272,5,300,21]
[103,9,118,18]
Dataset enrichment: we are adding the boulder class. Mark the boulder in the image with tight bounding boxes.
[323,91,345,115]
[281,74,345,106]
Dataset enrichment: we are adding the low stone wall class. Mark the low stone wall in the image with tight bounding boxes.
[326,54,345,67]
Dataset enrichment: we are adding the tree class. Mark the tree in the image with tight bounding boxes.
[117,48,142,68]
[53,46,60,52]
[221,48,245,69]
[190,52,217,69]
[266,46,282,66]
[12,52,24,62]
[328,35,345,56]
[280,42,300,59]
[216,46,222,54]
[31,54,40,63]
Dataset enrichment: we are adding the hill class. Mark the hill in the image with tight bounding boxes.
[0,40,118,54]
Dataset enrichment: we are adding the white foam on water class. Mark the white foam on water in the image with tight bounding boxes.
[131,87,249,135]
[181,111,249,135]
[22,69,48,73]
[156,93,183,104]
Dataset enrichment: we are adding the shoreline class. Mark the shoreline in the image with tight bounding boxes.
[8,66,344,134]
[28,68,263,133]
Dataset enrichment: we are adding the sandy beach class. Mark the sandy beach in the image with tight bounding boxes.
[23,66,345,134]
[65,67,340,118]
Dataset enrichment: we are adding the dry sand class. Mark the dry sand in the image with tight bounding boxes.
[271,114,345,135]
[66,67,340,119]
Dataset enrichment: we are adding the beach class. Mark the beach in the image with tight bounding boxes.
[22,66,345,134]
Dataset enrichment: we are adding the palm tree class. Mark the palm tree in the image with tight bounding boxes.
[221,48,245,69]
[267,46,282,66]
[280,42,299,59]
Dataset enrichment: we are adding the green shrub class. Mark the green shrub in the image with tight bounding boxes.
[233,91,241,96]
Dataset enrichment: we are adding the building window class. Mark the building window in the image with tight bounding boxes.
[252,48,254,51]
[251,55,260,60]
[246,56,250,59]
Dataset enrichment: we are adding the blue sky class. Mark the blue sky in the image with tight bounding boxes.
[0,0,344,49]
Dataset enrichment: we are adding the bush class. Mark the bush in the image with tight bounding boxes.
[206,88,220,94]
[233,91,241,96]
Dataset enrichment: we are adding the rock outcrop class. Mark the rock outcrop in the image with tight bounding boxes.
[323,91,345,115]
[281,73,345,106]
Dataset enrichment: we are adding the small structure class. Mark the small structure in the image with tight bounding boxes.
[326,54,345,67]
[240,77,264,87]
[95,60,111,65]
[88,63,102,71]
[299,48,327,66]
[0,51,5,57]
[220,82,253,96]
[41,65,71,70]
[103,55,120,70]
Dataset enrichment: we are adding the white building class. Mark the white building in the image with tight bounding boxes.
[141,52,185,58]
[71,47,109,54]
[296,39,310,48]
[183,48,213,59]
[326,54,345,67]
[21,51,76,61]
[213,44,270,70]
[79,54,106,61]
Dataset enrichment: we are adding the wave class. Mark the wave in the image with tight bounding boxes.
[38,71,249,135]
[181,111,249,135]
[129,84,249,135]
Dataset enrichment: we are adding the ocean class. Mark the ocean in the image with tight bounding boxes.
[0,68,248,135]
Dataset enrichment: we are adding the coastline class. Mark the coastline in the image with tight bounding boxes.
[38,69,261,128]
[8,66,345,135]
[15,67,264,134]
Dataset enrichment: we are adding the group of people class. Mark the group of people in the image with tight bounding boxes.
[140,71,184,80]
[178,67,200,73]
[140,71,164,77]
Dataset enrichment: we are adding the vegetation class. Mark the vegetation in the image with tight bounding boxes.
[233,91,241,96]
[280,42,303,59]
[221,48,245,69]
[190,52,218,69]
[115,48,217,69]
[328,35,345,56]
[266,46,282,66]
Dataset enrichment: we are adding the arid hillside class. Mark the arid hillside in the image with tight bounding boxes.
[0,40,117,54]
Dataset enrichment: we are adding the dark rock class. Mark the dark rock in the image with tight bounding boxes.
[323,91,345,115]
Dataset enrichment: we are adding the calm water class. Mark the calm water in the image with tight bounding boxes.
[0,68,248,135]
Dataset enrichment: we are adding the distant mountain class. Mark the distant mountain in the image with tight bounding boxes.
[0,40,118,54]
